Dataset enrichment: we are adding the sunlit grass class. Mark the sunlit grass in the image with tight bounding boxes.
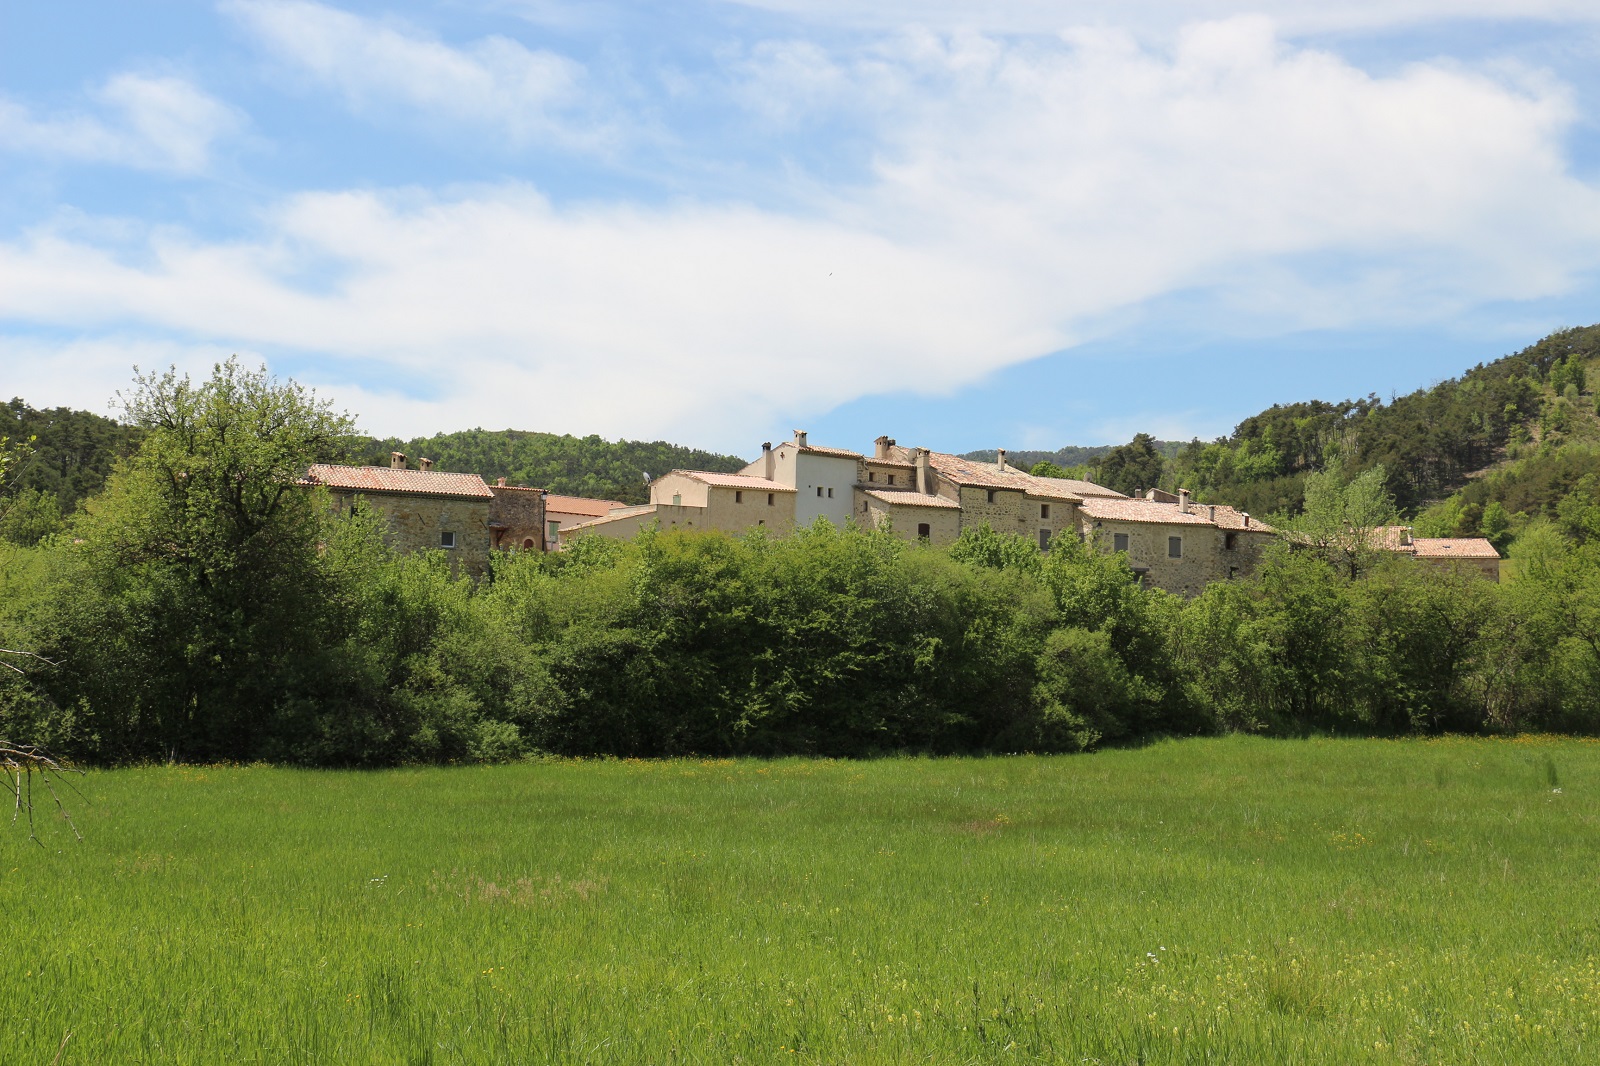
[5,736,1600,1063]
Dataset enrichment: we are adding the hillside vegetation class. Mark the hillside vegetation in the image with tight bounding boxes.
[6,739,1599,1064]
[358,429,747,504]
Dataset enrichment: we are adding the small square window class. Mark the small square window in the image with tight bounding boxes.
[869,472,877,482]
[887,474,896,485]
[1040,504,1050,519]
[1113,532,1129,553]
[440,531,456,549]
[1168,536,1182,558]
[917,523,931,538]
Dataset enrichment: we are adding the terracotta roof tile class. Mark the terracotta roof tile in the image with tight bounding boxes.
[544,494,627,517]
[1412,537,1501,559]
[1080,497,1276,532]
[861,488,962,510]
[797,444,863,459]
[304,464,493,499]
[673,470,797,492]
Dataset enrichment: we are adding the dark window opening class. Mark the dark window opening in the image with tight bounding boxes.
[1228,566,1239,580]
[440,531,456,549]
[1039,528,1052,550]
[1113,532,1129,553]
[817,486,823,497]
[986,489,996,503]
[887,474,896,485]
[1224,532,1238,550]
[767,493,775,505]
[827,487,834,498]
[917,523,931,538]
[1040,503,1050,519]
[869,472,876,482]
[735,490,743,503]
[1168,536,1182,559]
[523,538,535,550]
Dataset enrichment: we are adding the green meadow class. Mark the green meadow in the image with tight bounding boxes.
[5,737,1600,1064]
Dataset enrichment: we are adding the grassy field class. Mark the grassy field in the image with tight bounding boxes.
[4,737,1600,1064]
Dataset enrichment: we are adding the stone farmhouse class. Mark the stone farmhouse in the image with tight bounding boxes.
[561,431,1281,596]
[1372,526,1502,580]
[303,453,548,577]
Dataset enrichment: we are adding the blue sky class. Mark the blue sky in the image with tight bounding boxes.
[3,1,1599,457]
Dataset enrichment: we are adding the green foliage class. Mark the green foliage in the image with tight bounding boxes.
[1027,459,1088,480]
[1,398,140,513]
[1273,462,1398,578]
[0,488,63,546]
[1089,432,1167,496]
[358,428,747,504]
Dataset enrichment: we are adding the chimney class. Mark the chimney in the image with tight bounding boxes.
[762,441,774,480]
[1178,488,1192,514]
[915,447,931,495]
[497,477,507,487]
[794,429,808,448]
[996,449,1008,472]
[419,457,434,471]
[874,435,892,460]
[1242,512,1251,528]
[1400,527,1412,546]
[390,451,406,469]
[1208,505,1216,522]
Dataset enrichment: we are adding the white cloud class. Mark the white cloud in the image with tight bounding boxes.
[221,0,607,150]
[0,73,240,175]
[717,0,1600,36]
[4,20,1599,448]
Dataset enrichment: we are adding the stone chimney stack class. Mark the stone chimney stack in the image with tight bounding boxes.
[794,429,808,448]
[390,451,406,469]
[1401,527,1412,546]
[1178,488,1192,514]
[1242,512,1251,528]
[419,457,434,471]
[1208,505,1216,522]
[996,449,1008,472]
[915,447,931,495]
[874,435,892,460]
[497,477,507,487]
[762,441,774,480]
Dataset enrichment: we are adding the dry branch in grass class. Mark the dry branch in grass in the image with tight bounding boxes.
[3,743,83,843]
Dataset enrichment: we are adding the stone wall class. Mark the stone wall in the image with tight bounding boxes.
[334,490,494,577]
[953,486,1081,549]
[863,497,962,545]
[1082,519,1274,596]
[488,485,546,553]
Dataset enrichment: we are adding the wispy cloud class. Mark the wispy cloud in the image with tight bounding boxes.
[220,0,613,150]
[0,73,240,175]
[5,19,1599,447]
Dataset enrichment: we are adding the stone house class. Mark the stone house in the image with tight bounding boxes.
[1372,526,1502,580]
[559,469,798,543]
[544,494,627,550]
[1077,490,1276,596]
[303,453,547,576]
[555,430,1281,595]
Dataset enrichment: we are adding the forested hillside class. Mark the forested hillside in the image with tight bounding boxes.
[357,429,747,504]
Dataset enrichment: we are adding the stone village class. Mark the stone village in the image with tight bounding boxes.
[301,431,1501,595]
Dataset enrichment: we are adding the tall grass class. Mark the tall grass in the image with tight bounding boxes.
[4,736,1599,1063]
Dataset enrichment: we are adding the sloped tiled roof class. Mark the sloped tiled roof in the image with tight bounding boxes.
[798,444,863,460]
[898,447,1124,502]
[1413,537,1501,559]
[861,488,962,510]
[544,494,626,517]
[1080,497,1276,532]
[671,470,797,492]
[303,464,493,499]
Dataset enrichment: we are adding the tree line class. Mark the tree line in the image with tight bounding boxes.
[3,361,1600,766]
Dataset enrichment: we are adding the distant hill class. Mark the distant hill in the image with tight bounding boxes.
[1,398,141,513]
[961,442,1185,469]
[356,429,748,505]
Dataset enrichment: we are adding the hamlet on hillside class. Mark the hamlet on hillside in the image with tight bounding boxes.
[302,431,1502,594]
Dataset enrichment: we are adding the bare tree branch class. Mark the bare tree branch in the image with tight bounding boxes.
[2,743,84,843]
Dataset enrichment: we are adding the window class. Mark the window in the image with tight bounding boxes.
[1228,566,1239,581]
[523,538,535,550]
[869,472,877,482]
[1038,528,1052,550]
[735,490,743,503]
[1224,532,1238,551]
[547,520,560,540]
[767,493,774,505]
[827,487,834,498]
[917,523,931,538]
[887,474,896,485]
[1113,532,1129,553]
[758,519,765,526]
[817,486,824,497]
[440,531,456,549]
[1168,536,1182,559]
[672,493,682,506]
[1040,504,1050,519]
[986,489,996,503]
